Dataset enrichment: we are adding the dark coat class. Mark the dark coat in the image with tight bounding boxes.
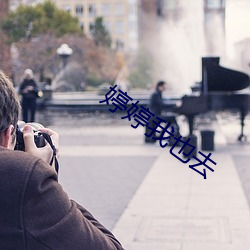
[149,89,164,116]
[19,79,38,99]
[0,147,124,250]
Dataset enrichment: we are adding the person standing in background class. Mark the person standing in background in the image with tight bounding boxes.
[19,69,39,122]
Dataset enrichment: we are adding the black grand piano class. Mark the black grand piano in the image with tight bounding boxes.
[175,57,250,141]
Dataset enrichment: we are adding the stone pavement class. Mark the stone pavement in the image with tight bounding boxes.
[111,116,250,250]
[42,111,250,250]
[50,124,160,229]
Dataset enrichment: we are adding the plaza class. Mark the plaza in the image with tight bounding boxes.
[37,108,250,249]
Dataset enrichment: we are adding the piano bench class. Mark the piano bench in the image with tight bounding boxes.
[183,135,197,158]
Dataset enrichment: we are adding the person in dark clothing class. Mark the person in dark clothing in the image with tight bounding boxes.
[146,80,180,143]
[19,69,39,123]
[149,80,167,116]
[0,70,124,249]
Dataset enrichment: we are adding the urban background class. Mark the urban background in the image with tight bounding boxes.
[1,0,250,94]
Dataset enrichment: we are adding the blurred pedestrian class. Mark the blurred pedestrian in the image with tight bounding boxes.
[19,69,39,122]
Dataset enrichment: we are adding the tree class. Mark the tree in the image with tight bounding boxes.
[128,49,153,88]
[13,33,121,90]
[0,0,12,75]
[1,0,80,42]
[91,17,112,47]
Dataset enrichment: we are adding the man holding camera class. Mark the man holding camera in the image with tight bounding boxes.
[0,71,124,249]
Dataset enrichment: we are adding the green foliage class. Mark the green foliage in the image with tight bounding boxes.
[92,17,111,47]
[86,73,103,87]
[128,50,153,88]
[1,0,80,42]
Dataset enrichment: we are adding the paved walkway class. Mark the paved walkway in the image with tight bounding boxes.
[112,119,250,249]
[44,110,250,249]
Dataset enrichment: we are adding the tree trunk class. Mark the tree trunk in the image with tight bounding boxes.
[0,0,12,78]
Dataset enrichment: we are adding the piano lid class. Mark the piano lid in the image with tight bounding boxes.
[201,57,250,92]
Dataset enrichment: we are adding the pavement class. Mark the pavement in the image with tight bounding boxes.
[37,110,250,250]
[112,119,250,250]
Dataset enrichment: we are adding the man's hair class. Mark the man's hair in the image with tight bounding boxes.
[156,80,166,90]
[0,71,20,143]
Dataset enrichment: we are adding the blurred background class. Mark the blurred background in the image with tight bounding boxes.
[1,0,250,95]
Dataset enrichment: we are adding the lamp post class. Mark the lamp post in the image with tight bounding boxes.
[56,43,73,68]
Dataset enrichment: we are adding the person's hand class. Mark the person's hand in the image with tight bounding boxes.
[27,86,34,90]
[22,125,59,165]
[23,86,34,93]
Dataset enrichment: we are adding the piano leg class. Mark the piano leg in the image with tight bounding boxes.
[238,109,247,142]
[187,115,195,136]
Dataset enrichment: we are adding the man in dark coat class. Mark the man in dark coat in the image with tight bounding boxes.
[149,80,167,116]
[146,80,180,143]
[0,70,124,249]
[19,69,39,123]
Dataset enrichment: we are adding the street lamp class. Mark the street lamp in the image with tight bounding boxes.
[56,43,73,68]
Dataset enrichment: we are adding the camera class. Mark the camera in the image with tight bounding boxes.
[14,122,46,151]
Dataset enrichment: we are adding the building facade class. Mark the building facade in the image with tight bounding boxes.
[9,0,138,51]
[138,0,226,55]
[51,0,138,51]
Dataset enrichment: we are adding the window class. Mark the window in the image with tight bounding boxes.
[116,39,124,50]
[64,5,71,13]
[103,20,112,31]
[205,0,225,9]
[114,3,125,16]
[89,22,95,33]
[80,22,84,32]
[128,20,137,32]
[115,20,124,33]
[75,5,84,16]
[89,4,96,17]
[128,3,137,17]
[102,3,111,16]
[164,0,177,10]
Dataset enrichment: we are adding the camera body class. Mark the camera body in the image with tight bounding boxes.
[14,122,46,151]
